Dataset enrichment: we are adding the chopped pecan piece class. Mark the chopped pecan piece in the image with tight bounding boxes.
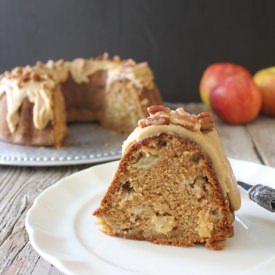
[42,83,48,89]
[21,73,31,82]
[30,72,41,81]
[36,61,44,68]
[56,59,64,66]
[18,72,32,87]
[96,53,109,60]
[44,73,53,80]
[12,67,23,76]
[113,55,120,62]
[124,59,136,68]
[46,60,55,69]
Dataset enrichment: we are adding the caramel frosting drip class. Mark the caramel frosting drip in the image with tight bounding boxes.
[0,69,55,132]
[123,105,241,211]
[0,54,155,133]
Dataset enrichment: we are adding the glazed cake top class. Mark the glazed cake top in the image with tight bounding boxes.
[122,105,241,211]
[0,53,155,133]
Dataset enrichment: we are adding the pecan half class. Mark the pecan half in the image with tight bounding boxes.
[170,111,199,131]
[175,107,189,116]
[198,112,214,133]
[139,116,170,128]
[147,105,171,115]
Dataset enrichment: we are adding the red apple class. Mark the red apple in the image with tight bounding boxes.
[253,67,275,116]
[210,75,262,124]
[200,63,251,108]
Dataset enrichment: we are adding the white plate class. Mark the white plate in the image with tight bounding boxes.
[25,159,275,275]
[0,102,181,167]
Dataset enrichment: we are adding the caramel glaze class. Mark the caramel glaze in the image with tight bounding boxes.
[0,54,155,134]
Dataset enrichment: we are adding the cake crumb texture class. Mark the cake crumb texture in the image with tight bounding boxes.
[94,134,235,250]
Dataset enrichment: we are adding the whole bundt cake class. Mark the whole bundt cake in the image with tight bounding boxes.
[93,105,241,250]
[0,53,162,147]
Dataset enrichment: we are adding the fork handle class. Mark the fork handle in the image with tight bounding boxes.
[249,184,275,212]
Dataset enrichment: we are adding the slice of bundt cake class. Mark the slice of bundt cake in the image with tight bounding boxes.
[0,54,162,147]
[93,105,241,250]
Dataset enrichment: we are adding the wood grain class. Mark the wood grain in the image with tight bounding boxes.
[247,116,275,167]
[0,165,88,275]
[0,103,273,275]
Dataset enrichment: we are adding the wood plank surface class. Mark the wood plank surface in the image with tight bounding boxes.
[0,165,88,275]
[0,103,273,275]
[247,116,275,168]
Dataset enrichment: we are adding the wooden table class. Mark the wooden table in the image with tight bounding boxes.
[1,103,275,275]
